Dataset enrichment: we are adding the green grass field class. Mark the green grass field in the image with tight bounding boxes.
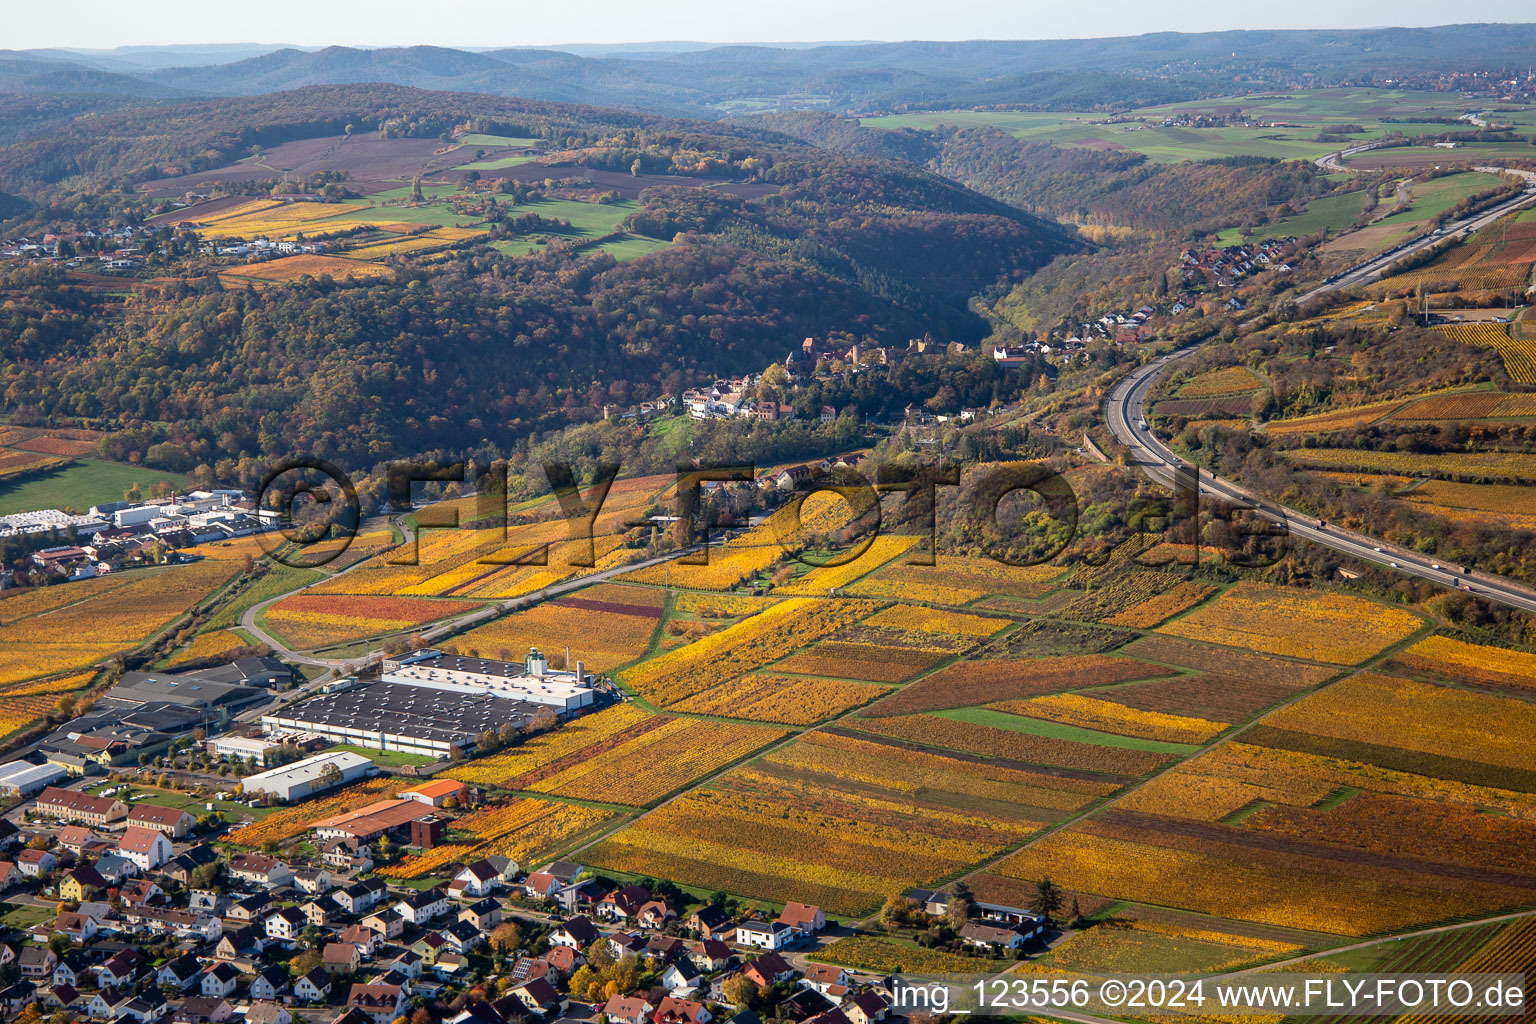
[457,134,540,148]
[457,154,540,171]
[863,89,1536,165]
[363,183,458,202]
[590,233,673,260]
[932,706,1201,754]
[1347,142,1536,170]
[324,743,438,768]
[1217,189,1370,245]
[0,458,179,515]
[1373,171,1504,228]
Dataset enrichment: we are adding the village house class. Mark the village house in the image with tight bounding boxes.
[127,803,196,838]
[362,907,405,940]
[228,852,292,887]
[653,996,712,1024]
[801,965,850,999]
[17,848,55,877]
[200,963,242,999]
[742,952,796,988]
[688,905,736,942]
[98,949,147,988]
[551,915,601,948]
[736,919,795,950]
[54,950,95,988]
[339,924,386,957]
[323,942,362,976]
[60,864,109,901]
[345,982,405,1024]
[36,787,129,825]
[250,965,290,1002]
[157,955,203,993]
[959,920,1032,951]
[603,995,655,1024]
[459,896,501,931]
[396,887,449,925]
[449,859,503,899]
[18,947,57,979]
[843,990,891,1024]
[688,939,733,973]
[296,969,335,1004]
[303,899,335,927]
[265,906,308,943]
[777,902,825,935]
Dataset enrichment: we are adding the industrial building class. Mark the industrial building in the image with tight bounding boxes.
[206,735,280,766]
[108,671,267,714]
[0,760,66,797]
[240,750,374,802]
[380,649,594,711]
[261,681,554,759]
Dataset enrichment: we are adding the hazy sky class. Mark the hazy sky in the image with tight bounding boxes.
[8,0,1519,49]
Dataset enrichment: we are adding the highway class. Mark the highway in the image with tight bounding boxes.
[1105,176,1536,615]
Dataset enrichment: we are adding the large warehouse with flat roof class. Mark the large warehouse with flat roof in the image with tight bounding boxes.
[380,649,595,711]
[241,750,374,802]
[260,681,548,759]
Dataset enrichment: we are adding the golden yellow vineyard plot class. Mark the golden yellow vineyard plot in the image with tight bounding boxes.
[1180,366,1265,398]
[382,798,619,878]
[1398,479,1536,530]
[167,629,249,668]
[996,693,1227,745]
[1159,582,1422,664]
[1395,634,1536,690]
[0,574,133,624]
[1225,742,1536,819]
[1282,447,1536,479]
[863,604,1009,637]
[0,670,97,697]
[622,598,880,706]
[530,718,788,806]
[453,594,658,673]
[872,555,1069,600]
[0,561,240,685]
[453,703,659,787]
[1036,919,1300,976]
[846,578,984,605]
[1491,394,1536,417]
[1266,672,1536,772]
[775,536,917,595]
[1264,399,1406,434]
[1116,749,1336,821]
[221,255,394,283]
[671,675,889,724]
[997,825,1504,936]
[672,592,777,617]
[1103,580,1217,628]
[1438,322,1536,384]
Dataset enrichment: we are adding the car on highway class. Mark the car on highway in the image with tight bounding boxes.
[1390,562,1399,568]
[1374,546,1383,552]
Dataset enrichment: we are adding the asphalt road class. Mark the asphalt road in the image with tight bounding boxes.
[1105,173,1536,614]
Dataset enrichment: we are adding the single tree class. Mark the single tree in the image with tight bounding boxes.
[1030,877,1065,922]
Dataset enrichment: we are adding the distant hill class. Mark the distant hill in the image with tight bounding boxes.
[5,24,1529,117]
